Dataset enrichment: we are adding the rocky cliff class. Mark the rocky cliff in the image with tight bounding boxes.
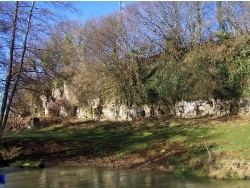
[40,83,163,121]
[39,83,250,120]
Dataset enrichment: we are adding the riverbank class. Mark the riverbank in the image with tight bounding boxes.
[0,115,250,179]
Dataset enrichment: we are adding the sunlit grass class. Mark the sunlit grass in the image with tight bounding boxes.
[208,121,250,160]
[2,115,250,178]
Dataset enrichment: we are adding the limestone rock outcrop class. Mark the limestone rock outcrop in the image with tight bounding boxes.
[239,98,250,115]
[175,98,250,118]
[76,98,154,121]
[39,82,250,120]
[40,83,162,121]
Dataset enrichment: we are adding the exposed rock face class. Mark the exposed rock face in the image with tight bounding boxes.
[175,98,250,118]
[40,85,75,117]
[40,96,60,117]
[40,82,250,120]
[175,99,232,118]
[40,82,170,120]
[76,98,153,121]
[239,98,250,115]
[59,106,69,118]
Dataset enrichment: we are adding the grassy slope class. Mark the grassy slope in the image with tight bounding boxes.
[1,115,250,179]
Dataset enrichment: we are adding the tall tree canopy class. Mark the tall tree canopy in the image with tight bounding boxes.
[2,1,250,133]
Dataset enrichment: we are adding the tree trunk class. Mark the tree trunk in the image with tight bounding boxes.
[0,2,19,134]
[0,2,35,135]
[216,1,226,32]
[196,2,203,44]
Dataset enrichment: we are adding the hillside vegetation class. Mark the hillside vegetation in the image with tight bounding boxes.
[1,115,250,179]
[2,2,250,132]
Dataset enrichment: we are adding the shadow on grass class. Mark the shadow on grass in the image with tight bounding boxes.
[1,116,221,171]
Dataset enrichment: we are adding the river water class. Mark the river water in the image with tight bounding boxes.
[1,166,249,188]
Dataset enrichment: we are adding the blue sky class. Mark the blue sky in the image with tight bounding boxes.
[67,1,135,21]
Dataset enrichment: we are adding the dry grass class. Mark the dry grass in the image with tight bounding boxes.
[209,160,250,179]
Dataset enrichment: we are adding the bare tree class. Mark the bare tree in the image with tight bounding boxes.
[0,2,20,134]
[0,2,78,135]
[225,2,250,35]
[216,1,227,32]
[185,2,206,48]
[127,2,187,62]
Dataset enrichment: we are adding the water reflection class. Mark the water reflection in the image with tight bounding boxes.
[2,166,250,188]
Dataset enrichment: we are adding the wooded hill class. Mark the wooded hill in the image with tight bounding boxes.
[1,2,250,132]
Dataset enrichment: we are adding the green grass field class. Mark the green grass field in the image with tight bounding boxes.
[1,115,250,179]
